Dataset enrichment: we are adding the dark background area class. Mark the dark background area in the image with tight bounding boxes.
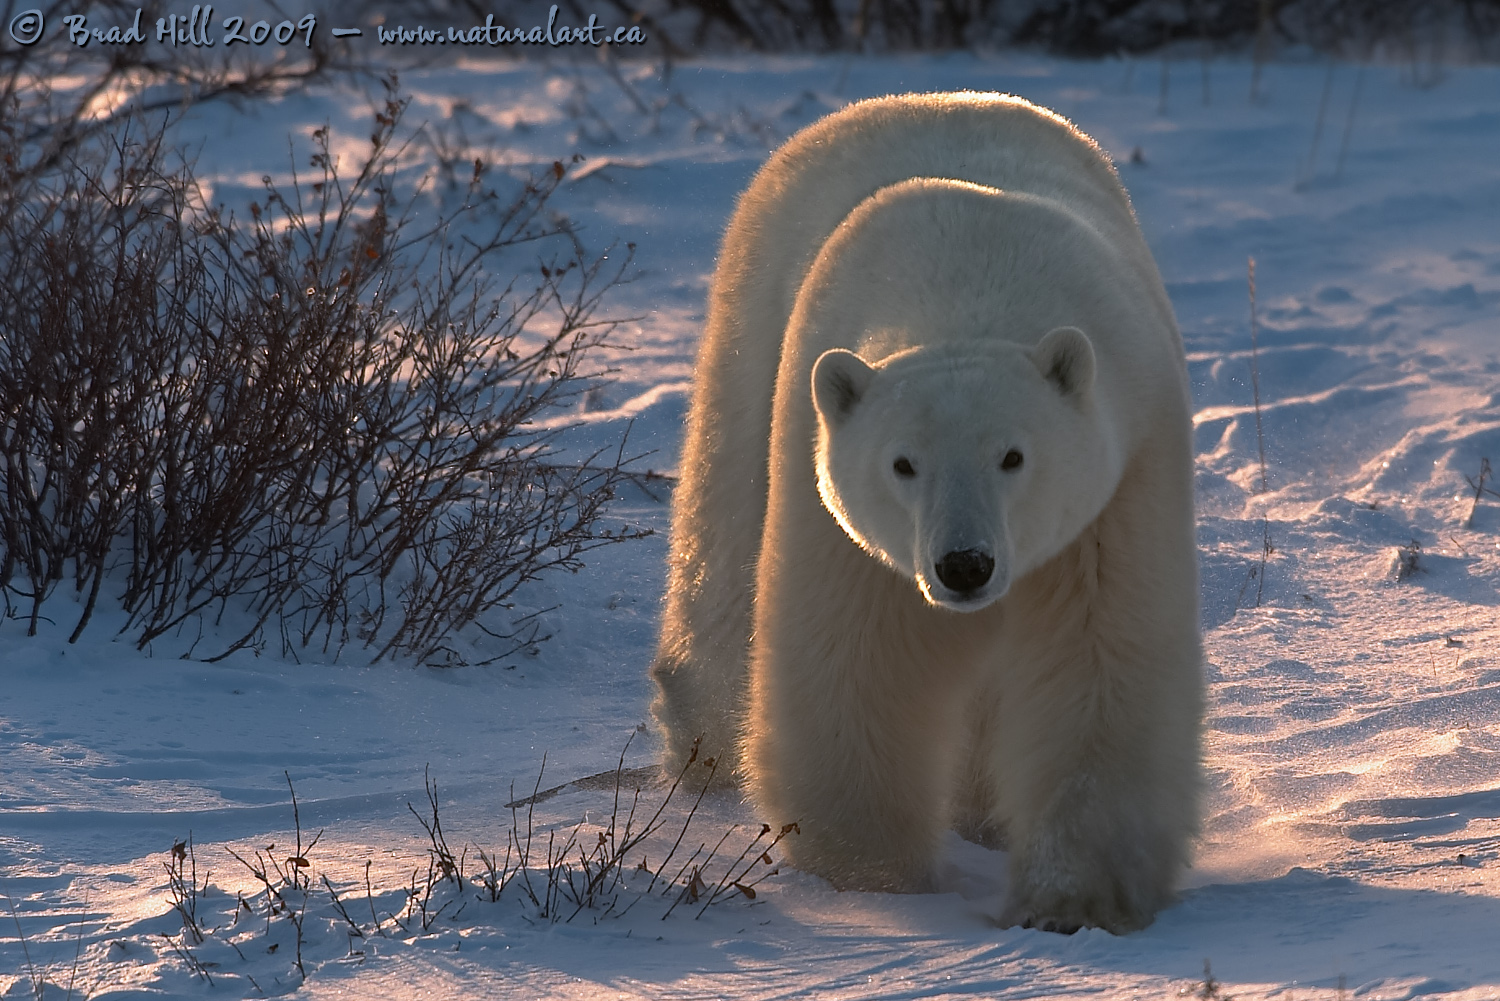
[431,0,1500,58]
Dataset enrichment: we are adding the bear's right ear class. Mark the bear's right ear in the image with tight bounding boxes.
[812,349,876,426]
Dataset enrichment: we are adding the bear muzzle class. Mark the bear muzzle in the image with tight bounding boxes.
[936,548,994,593]
[923,547,1008,610]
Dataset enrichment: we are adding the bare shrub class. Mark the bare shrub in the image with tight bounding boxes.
[0,106,200,640]
[0,82,649,663]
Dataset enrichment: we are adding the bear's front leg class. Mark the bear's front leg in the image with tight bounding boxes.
[997,759,1193,934]
[743,531,989,892]
[990,511,1202,933]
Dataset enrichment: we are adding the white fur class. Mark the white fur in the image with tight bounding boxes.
[650,93,1202,933]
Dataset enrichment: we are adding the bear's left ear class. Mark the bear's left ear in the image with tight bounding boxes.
[1030,326,1096,399]
[812,349,876,426]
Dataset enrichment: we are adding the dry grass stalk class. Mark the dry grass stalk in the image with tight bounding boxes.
[152,749,794,988]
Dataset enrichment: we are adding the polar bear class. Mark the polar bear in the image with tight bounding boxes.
[650,93,1202,933]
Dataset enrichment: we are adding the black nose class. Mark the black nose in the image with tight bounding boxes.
[934,549,994,595]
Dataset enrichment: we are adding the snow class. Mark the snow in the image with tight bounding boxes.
[7,51,1500,999]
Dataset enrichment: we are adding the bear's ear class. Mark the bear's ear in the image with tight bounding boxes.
[812,349,876,425]
[1030,326,1096,399]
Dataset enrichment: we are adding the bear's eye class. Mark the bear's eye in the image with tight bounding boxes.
[893,457,916,478]
[1000,449,1024,471]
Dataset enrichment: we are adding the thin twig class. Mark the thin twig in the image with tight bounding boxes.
[364,860,385,937]
[647,756,720,898]
[1298,60,1337,186]
[1248,256,1268,494]
[1334,62,1367,180]
[322,874,366,940]
[1465,458,1492,527]
[4,893,40,1000]
[66,889,89,1001]
[1248,256,1273,608]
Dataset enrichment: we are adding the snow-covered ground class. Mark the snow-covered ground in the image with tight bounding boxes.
[7,50,1500,999]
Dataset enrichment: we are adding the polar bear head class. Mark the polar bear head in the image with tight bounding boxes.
[811,328,1116,611]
